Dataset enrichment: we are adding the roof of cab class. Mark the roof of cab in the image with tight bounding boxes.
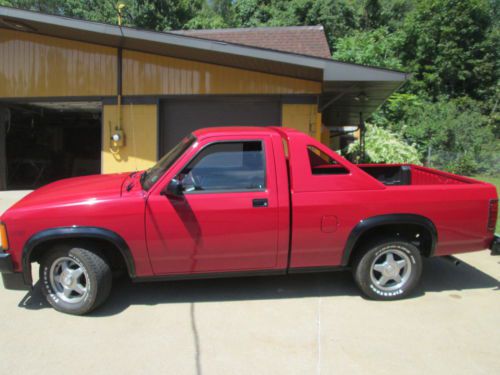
[192,126,282,138]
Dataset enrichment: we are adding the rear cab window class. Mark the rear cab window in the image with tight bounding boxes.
[307,145,349,175]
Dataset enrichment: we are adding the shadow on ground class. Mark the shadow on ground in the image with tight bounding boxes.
[18,257,499,317]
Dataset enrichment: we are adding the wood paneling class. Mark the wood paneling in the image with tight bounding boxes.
[122,50,321,96]
[0,29,117,98]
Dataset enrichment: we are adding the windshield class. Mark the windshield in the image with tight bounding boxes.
[141,134,196,191]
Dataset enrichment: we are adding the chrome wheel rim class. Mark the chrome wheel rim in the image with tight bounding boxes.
[370,249,412,291]
[49,257,89,304]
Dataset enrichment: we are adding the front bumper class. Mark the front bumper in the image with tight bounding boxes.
[490,235,500,255]
[0,252,30,290]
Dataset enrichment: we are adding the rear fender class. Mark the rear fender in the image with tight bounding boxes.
[342,214,438,266]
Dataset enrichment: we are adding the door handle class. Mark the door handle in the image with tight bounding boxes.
[252,198,268,208]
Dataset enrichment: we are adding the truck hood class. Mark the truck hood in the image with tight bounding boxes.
[6,173,129,213]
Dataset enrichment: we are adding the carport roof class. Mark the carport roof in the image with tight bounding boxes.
[0,6,410,126]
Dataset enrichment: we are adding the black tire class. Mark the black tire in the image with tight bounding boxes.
[352,238,422,300]
[39,245,112,315]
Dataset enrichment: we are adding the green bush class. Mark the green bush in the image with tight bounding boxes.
[345,124,422,164]
[375,96,499,176]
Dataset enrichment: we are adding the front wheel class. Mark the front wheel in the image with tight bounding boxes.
[39,245,112,315]
[353,239,422,300]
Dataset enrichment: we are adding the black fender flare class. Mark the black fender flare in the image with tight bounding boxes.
[22,227,136,285]
[341,214,438,266]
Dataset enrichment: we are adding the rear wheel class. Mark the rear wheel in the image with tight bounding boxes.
[353,238,422,300]
[39,245,112,315]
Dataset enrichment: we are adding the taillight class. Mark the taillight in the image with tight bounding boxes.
[488,199,498,232]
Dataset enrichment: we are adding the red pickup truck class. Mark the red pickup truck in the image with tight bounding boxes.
[0,127,498,314]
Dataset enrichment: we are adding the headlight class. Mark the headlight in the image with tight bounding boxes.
[0,223,9,251]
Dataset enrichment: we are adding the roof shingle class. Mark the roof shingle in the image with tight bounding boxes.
[172,25,331,59]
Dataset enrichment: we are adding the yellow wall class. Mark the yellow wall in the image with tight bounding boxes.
[102,104,158,173]
[104,103,327,172]
[0,31,328,172]
[122,50,321,96]
[282,104,319,139]
[0,29,117,98]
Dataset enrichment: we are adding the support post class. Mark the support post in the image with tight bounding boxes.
[0,107,8,190]
[359,112,366,162]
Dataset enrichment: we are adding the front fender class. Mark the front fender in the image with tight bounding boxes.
[22,226,136,285]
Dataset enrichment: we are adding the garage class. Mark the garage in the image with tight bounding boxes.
[159,97,281,153]
[0,102,101,190]
[0,6,408,185]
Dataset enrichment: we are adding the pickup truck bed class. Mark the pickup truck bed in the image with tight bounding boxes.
[358,164,480,186]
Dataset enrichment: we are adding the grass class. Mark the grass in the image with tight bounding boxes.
[472,175,499,233]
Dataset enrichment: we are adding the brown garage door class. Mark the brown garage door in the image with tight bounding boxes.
[159,97,281,154]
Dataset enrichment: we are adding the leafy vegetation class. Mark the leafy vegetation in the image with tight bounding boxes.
[346,124,422,164]
[1,0,498,176]
[373,94,499,175]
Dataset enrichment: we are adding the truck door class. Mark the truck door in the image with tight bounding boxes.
[145,136,280,275]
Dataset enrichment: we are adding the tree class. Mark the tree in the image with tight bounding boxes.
[232,0,273,27]
[361,0,382,30]
[211,0,235,25]
[399,0,498,100]
[303,0,359,51]
[184,5,227,29]
[332,27,404,70]
[379,0,414,31]
[125,0,204,31]
[0,0,205,30]
[0,0,117,23]
[380,96,499,175]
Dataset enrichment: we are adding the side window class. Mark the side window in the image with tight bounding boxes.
[179,141,266,192]
[307,146,349,175]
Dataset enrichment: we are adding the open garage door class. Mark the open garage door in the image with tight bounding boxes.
[0,102,101,190]
[159,97,281,154]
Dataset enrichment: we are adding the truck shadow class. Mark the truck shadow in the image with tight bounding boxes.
[18,257,499,317]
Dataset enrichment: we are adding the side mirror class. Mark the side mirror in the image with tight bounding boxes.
[162,178,184,198]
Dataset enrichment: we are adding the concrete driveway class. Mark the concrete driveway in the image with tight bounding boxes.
[0,192,499,375]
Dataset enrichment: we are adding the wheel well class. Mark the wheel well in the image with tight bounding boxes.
[348,223,434,265]
[29,238,128,275]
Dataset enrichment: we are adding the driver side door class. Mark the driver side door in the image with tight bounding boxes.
[145,136,280,275]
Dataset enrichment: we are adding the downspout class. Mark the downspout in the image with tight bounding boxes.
[117,47,123,131]
[109,4,125,157]
[116,3,125,131]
